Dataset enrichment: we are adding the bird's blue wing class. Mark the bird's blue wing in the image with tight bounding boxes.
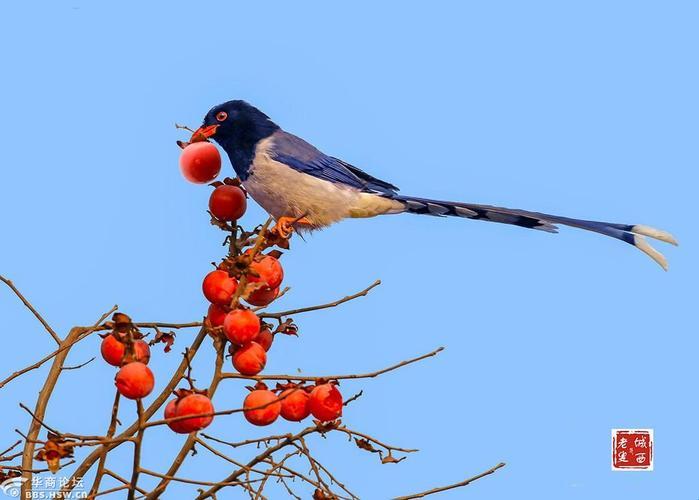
[267,131,399,195]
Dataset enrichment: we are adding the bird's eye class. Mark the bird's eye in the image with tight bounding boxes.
[216,111,228,122]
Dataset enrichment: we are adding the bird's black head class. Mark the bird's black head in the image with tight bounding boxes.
[184,100,280,179]
[200,100,278,146]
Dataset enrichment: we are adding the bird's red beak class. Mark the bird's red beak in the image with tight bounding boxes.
[177,124,219,149]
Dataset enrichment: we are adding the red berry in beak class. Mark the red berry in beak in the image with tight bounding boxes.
[179,142,221,184]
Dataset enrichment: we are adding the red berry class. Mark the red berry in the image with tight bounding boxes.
[202,270,238,305]
[168,394,214,433]
[280,388,311,422]
[232,342,267,375]
[253,328,274,352]
[209,185,247,221]
[247,256,283,289]
[179,142,221,184]
[164,399,189,433]
[243,387,281,426]
[115,362,155,400]
[245,286,279,307]
[101,335,150,367]
[309,384,343,422]
[206,304,228,328]
[223,309,260,345]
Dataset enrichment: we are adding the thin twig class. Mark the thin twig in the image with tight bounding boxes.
[88,391,122,498]
[260,280,381,320]
[0,440,22,460]
[140,468,259,487]
[221,347,444,382]
[195,426,321,499]
[194,438,288,476]
[1,275,61,344]
[93,485,129,497]
[135,321,203,330]
[200,433,292,449]
[393,462,506,499]
[103,469,148,496]
[0,306,118,389]
[127,400,145,500]
[62,357,96,371]
[343,390,363,407]
[335,426,418,453]
[18,403,61,435]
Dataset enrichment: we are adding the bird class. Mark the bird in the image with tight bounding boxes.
[180,100,677,270]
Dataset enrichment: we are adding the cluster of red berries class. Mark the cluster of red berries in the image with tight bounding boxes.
[99,313,217,434]
[183,139,346,428]
[98,142,346,435]
[99,314,154,401]
[244,381,343,426]
[203,251,283,372]
[200,218,343,426]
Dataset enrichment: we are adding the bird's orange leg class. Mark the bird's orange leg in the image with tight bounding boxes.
[272,216,313,238]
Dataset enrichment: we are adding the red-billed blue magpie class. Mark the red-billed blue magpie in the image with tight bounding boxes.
[183,100,677,269]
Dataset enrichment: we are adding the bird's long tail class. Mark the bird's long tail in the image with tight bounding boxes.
[393,195,678,270]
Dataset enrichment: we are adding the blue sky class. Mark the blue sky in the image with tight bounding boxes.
[0,1,696,498]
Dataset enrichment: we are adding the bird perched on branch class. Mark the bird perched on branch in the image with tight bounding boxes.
[180,100,677,269]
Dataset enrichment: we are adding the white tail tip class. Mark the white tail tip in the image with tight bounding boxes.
[634,234,669,271]
[631,225,678,246]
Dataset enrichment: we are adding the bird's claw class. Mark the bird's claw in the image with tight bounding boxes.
[271,216,311,239]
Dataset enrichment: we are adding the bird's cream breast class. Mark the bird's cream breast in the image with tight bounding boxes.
[243,137,363,227]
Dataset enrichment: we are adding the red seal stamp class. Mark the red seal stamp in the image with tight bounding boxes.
[611,429,653,471]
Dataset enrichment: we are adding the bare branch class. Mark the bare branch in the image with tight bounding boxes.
[343,390,363,407]
[0,306,118,389]
[127,400,145,500]
[60,327,210,496]
[201,433,293,450]
[103,468,148,496]
[0,440,22,461]
[20,326,84,499]
[89,391,122,497]
[135,321,203,330]
[195,425,321,499]
[93,485,129,497]
[394,462,506,499]
[62,357,96,371]
[140,468,260,487]
[260,280,381,320]
[1,216,506,500]
[221,347,444,382]
[1,275,61,344]
[145,339,226,499]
